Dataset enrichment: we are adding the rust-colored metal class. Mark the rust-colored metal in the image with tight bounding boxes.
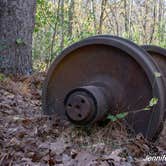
[42,35,166,140]
[65,85,109,124]
[142,45,166,120]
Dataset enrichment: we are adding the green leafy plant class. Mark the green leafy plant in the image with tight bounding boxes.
[107,97,158,122]
[154,72,161,78]
[0,73,5,81]
[143,97,158,110]
[107,112,128,122]
[149,97,158,107]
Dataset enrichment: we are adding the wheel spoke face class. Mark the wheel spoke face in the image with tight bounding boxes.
[42,36,165,139]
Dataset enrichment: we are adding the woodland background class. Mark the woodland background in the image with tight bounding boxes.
[33,0,166,70]
[0,0,165,73]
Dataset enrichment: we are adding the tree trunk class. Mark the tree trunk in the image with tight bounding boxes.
[149,0,157,44]
[142,1,148,43]
[98,0,107,34]
[91,0,97,33]
[60,0,64,51]
[0,0,36,75]
[124,0,128,33]
[68,0,74,37]
[50,0,60,64]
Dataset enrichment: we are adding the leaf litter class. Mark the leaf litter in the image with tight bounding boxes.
[0,72,165,166]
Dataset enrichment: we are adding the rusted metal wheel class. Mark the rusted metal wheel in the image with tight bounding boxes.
[142,45,166,120]
[42,35,166,140]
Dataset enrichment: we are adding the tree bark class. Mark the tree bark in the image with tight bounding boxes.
[50,0,60,64]
[124,0,128,33]
[0,0,36,75]
[142,0,148,43]
[68,0,74,37]
[91,0,97,33]
[149,0,157,43]
[60,0,64,51]
[98,0,107,34]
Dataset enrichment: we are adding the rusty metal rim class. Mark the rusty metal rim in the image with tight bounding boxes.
[141,45,166,57]
[42,35,165,138]
[142,44,166,122]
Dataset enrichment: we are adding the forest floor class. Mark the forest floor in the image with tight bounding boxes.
[0,72,165,166]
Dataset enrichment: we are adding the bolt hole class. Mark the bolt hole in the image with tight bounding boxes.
[75,105,80,109]
[68,104,72,108]
[78,113,82,118]
[81,99,85,103]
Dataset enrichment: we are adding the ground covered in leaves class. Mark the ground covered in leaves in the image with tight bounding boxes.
[0,73,165,166]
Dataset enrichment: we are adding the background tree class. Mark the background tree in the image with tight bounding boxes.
[0,0,36,75]
[28,0,166,71]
